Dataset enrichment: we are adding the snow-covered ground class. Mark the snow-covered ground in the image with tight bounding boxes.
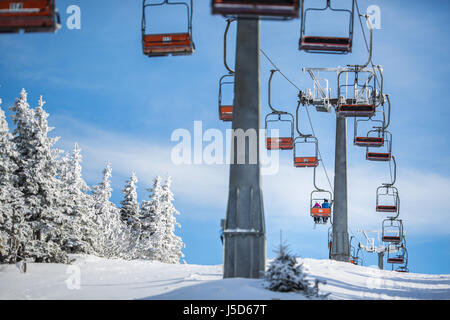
[0,255,448,300]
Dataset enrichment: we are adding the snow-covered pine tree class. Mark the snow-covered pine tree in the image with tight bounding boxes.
[120,172,140,227]
[159,176,184,264]
[264,236,327,298]
[58,143,96,254]
[9,91,68,263]
[0,102,27,263]
[91,162,129,258]
[135,176,164,260]
[120,172,141,258]
[136,176,184,263]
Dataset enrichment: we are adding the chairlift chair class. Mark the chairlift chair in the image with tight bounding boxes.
[337,68,379,118]
[366,130,392,161]
[294,135,318,167]
[299,0,355,54]
[142,0,195,57]
[376,185,399,214]
[0,0,60,33]
[395,266,409,273]
[354,131,384,147]
[218,74,234,121]
[337,103,376,117]
[310,189,332,222]
[394,247,408,272]
[265,70,294,150]
[349,236,362,265]
[387,244,406,265]
[354,118,385,147]
[265,113,295,150]
[382,218,403,243]
[212,0,300,19]
[356,93,392,148]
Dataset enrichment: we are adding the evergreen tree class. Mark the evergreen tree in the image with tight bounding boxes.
[159,176,184,264]
[264,236,327,298]
[91,162,129,258]
[9,91,68,263]
[59,143,95,254]
[0,102,27,263]
[120,172,140,226]
[120,172,141,258]
[136,176,184,263]
[136,176,164,260]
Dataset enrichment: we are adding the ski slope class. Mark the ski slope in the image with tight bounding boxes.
[0,255,448,300]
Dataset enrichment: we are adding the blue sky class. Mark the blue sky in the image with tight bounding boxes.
[1,0,450,274]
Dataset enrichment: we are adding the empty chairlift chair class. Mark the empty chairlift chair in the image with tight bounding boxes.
[299,0,355,54]
[218,74,234,122]
[293,135,318,167]
[387,244,406,265]
[211,0,300,19]
[394,248,409,272]
[337,68,379,118]
[0,0,60,33]
[353,119,385,147]
[354,133,384,147]
[376,185,399,213]
[337,103,376,117]
[382,218,403,243]
[265,70,294,150]
[142,0,195,57]
[366,130,392,161]
[265,112,294,150]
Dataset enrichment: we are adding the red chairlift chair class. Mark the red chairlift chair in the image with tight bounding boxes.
[0,0,60,33]
[218,74,234,122]
[299,0,354,54]
[142,0,195,57]
[382,218,403,243]
[265,70,294,150]
[366,130,392,161]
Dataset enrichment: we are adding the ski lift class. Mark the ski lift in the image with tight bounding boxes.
[294,136,318,168]
[310,165,332,224]
[395,266,409,273]
[354,129,384,147]
[310,189,332,223]
[376,156,399,213]
[387,243,406,265]
[366,130,392,161]
[0,0,60,33]
[382,218,403,243]
[394,246,408,272]
[299,0,355,54]
[218,19,235,122]
[353,117,385,147]
[337,103,376,117]
[376,185,399,214]
[350,237,362,265]
[293,94,318,166]
[142,0,195,57]
[336,64,381,118]
[265,70,294,150]
[218,74,234,121]
[211,0,300,19]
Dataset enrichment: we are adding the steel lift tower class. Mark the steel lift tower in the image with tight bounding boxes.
[223,18,266,279]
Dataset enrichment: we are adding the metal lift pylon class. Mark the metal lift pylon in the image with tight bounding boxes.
[330,115,350,262]
[223,18,266,279]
